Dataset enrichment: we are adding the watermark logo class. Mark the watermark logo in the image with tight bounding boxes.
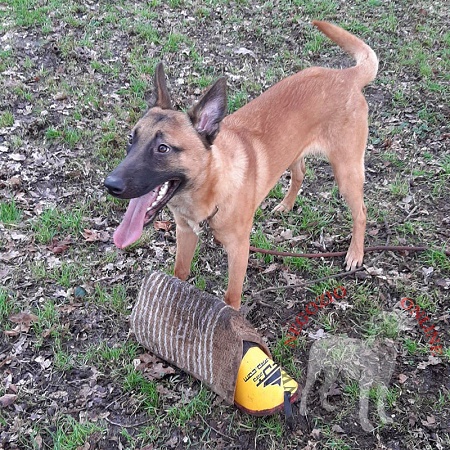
[299,334,397,432]
[284,286,347,347]
[400,297,443,356]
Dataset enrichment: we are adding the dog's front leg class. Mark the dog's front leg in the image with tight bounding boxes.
[219,228,252,310]
[174,219,198,281]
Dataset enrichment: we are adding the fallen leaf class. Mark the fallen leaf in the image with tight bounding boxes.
[331,424,345,433]
[135,353,176,380]
[398,374,408,384]
[234,47,257,59]
[9,153,26,161]
[9,311,39,326]
[0,393,17,407]
[308,328,326,340]
[54,92,68,100]
[154,221,173,232]
[262,263,278,274]
[421,415,436,428]
[301,441,317,450]
[310,428,321,439]
[435,278,450,289]
[280,229,293,240]
[82,229,110,242]
[47,236,72,254]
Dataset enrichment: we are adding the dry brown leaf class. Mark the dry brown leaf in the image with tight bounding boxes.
[0,393,17,407]
[398,373,408,384]
[47,236,72,254]
[4,327,21,337]
[82,229,110,242]
[9,311,39,326]
[154,220,173,232]
[135,353,176,380]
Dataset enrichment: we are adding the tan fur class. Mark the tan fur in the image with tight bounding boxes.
[115,21,378,310]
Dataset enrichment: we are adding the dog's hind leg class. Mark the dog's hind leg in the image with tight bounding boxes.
[273,156,306,213]
[330,148,366,271]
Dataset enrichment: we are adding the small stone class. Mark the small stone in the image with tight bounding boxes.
[74,286,87,298]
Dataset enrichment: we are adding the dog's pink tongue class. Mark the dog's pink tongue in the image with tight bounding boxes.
[113,191,155,249]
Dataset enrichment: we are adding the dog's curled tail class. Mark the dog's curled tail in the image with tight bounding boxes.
[312,20,378,88]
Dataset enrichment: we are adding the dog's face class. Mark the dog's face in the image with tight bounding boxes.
[104,63,227,248]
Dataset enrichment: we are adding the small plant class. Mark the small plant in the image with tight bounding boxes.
[50,415,105,450]
[0,199,22,224]
[167,386,211,426]
[228,90,248,112]
[389,176,409,198]
[0,110,14,127]
[251,227,274,264]
[94,284,128,313]
[124,368,159,412]
[33,207,85,244]
[0,288,15,324]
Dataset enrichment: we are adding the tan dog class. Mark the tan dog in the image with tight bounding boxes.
[104,21,378,309]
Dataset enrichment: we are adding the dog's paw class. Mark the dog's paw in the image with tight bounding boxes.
[272,202,290,213]
[360,418,375,432]
[344,249,363,271]
[322,401,336,412]
[380,414,393,424]
[299,402,307,416]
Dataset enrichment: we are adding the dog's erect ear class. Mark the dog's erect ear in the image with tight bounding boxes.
[188,77,227,145]
[153,62,172,109]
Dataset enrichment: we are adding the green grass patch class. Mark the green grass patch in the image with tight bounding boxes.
[32,299,61,337]
[228,89,248,112]
[50,415,105,450]
[30,260,86,288]
[167,386,211,426]
[123,368,159,412]
[421,249,450,272]
[0,288,15,325]
[0,199,22,224]
[93,284,128,314]
[0,110,14,127]
[32,207,85,244]
[251,227,274,264]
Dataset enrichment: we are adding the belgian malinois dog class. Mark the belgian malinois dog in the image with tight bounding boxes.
[104,21,378,310]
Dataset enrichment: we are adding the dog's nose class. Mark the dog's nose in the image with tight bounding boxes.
[104,175,125,196]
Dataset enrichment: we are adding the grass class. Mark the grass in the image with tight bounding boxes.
[0,288,15,324]
[0,110,14,127]
[167,386,211,426]
[93,284,128,313]
[50,416,105,450]
[0,199,22,224]
[32,207,85,244]
[124,368,160,412]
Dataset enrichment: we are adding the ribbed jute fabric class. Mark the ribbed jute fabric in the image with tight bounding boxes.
[130,271,271,404]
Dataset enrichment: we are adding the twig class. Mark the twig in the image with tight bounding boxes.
[249,244,450,258]
[199,414,232,440]
[254,266,365,296]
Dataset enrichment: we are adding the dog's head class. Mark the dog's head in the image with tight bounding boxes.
[104,63,227,248]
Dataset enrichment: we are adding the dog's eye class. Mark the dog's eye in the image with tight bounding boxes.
[128,134,133,146]
[158,143,170,153]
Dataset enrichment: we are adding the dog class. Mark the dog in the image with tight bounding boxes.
[104,21,378,310]
[299,335,397,432]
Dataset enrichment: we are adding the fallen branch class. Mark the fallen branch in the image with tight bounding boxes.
[249,245,450,259]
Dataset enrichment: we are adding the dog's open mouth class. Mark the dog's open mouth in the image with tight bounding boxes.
[113,180,180,249]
